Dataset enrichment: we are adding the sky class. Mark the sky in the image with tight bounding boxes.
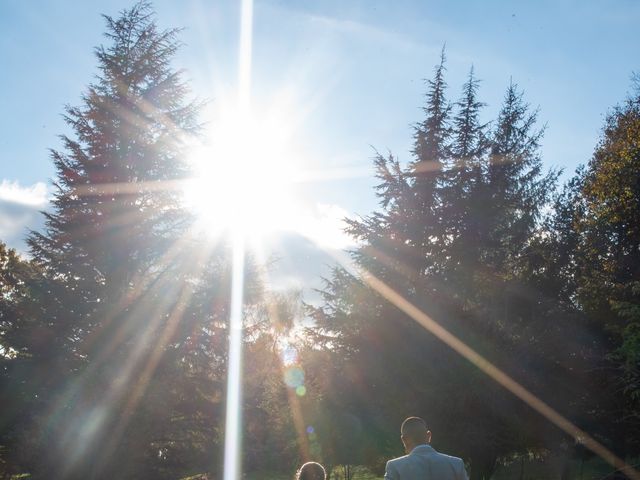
[1,0,638,299]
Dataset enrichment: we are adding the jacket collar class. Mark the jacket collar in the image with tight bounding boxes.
[410,444,435,455]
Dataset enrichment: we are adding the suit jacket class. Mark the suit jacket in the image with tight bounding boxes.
[384,444,468,480]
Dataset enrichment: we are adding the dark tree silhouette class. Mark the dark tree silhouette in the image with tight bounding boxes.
[309,56,570,480]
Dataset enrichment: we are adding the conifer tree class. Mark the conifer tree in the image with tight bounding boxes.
[409,47,451,278]
[311,59,562,480]
[486,81,556,275]
[9,3,213,477]
[444,66,489,296]
[346,47,451,290]
[413,47,451,173]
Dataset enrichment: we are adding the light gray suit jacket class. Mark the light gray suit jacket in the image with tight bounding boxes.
[384,444,468,480]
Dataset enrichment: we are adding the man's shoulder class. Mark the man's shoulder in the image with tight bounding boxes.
[386,454,411,465]
[386,454,411,469]
[387,450,462,466]
[433,451,463,461]
[431,451,465,467]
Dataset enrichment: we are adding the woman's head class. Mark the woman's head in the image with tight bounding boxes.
[296,462,326,480]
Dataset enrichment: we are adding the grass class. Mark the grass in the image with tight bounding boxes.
[182,456,640,480]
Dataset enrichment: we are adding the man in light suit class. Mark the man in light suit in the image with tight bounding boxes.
[384,417,469,480]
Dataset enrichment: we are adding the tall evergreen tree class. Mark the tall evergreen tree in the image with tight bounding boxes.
[486,81,556,274]
[413,47,451,175]
[407,46,451,278]
[1,3,227,478]
[346,47,451,295]
[444,66,489,298]
[311,59,563,480]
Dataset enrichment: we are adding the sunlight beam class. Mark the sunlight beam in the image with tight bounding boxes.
[223,232,246,480]
[223,2,254,478]
[360,272,640,480]
[237,0,253,111]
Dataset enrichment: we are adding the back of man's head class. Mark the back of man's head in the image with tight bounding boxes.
[296,461,326,480]
[400,416,430,446]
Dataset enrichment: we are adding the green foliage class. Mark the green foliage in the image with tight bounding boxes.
[613,283,640,378]
[308,53,586,480]
[0,3,244,478]
[553,81,640,455]
[0,243,50,477]
[2,4,640,479]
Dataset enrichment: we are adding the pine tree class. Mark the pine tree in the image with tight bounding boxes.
[345,47,451,291]
[409,46,451,278]
[444,66,489,298]
[486,81,556,275]
[413,47,451,174]
[10,3,213,477]
[311,52,461,479]
[311,59,565,480]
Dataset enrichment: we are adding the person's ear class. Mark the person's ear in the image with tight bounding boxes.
[426,430,432,444]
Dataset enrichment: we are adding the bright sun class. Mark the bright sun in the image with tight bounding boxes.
[184,104,298,240]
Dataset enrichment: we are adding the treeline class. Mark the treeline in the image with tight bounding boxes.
[1,3,639,480]
[304,54,640,479]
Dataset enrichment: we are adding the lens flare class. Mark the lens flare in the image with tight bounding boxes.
[284,365,305,389]
[223,232,246,480]
[222,2,253,480]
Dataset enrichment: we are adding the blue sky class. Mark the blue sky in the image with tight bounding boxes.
[1,0,638,295]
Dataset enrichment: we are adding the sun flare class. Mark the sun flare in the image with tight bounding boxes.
[184,104,298,240]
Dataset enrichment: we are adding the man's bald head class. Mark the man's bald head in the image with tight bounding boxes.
[400,417,431,452]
